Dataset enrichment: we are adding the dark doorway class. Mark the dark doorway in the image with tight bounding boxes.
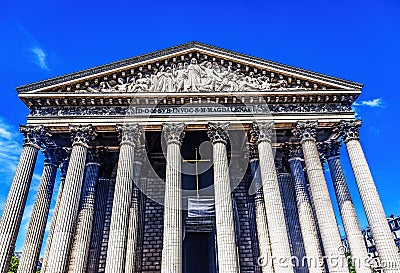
[183,232,217,273]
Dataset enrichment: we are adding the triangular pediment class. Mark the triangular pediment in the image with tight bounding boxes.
[16,41,363,94]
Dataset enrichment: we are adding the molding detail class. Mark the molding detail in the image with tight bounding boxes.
[117,124,141,145]
[251,121,274,143]
[292,121,318,142]
[337,120,361,143]
[70,125,96,146]
[29,103,353,117]
[207,122,230,145]
[162,123,185,145]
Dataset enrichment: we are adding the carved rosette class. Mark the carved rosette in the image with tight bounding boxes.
[117,124,141,145]
[70,125,96,147]
[337,120,361,143]
[20,125,50,148]
[207,122,230,145]
[292,121,318,143]
[162,123,185,145]
[251,121,274,143]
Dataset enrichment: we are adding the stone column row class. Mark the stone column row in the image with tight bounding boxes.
[338,120,400,273]
[46,125,96,273]
[105,124,141,273]
[0,126,49,273]
[248,144,274,273]
[17,148,67,273]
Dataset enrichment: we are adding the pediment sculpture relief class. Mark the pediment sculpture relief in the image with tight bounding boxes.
[85,58,322,93]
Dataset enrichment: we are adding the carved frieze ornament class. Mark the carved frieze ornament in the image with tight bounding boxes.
[69,125,97,146]
[162,123,185,145]
[336,120,361,143]
[251,121,274,143]
[292,121,318,142]
[78,56,315,94]
[20,125,50,148]
[207,122,230,145]
[117,124,141,145]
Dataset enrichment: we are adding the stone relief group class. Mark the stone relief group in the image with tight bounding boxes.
[87,58,311,93]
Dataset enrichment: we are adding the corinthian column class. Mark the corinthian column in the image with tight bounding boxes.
[46,125,96,273]
[293,121,348,273]
[338,120,400,272]
[17,148,64,273]
[284,144,325,273]
[125,144,146,273]
[161,123,185,273]
[207,122,239,273]
[321,139,371,273]
[68,148,102,273]
[41,156,70,273]
[248,144,274,273]
[105,124,141,273]
[0,125,48,273]
[251,122,293,273]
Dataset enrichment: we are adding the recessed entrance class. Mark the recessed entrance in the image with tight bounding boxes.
[183,232,217,273]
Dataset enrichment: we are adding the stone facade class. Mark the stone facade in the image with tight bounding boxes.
[1,42,399,273]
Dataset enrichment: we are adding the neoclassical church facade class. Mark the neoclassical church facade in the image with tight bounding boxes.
[0,42,399,273]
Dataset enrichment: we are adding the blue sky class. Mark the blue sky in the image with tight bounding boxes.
[0,0,399,254]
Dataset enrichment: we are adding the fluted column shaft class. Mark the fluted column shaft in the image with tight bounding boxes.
[288,155,325,273]
[0,126,45,273]
[125,154,144,273]
[87,177,111,273]
[46,125,95,273]
[161,123,185,273]
[68,150,101,273]
[17,150,59,273]
[294,121,348,273]
[338,120,400,273]
[252,122,294,273]
[249,149,274,273]
[41,159,69,273]
[327,153,371,273]
[105,124,140,273]
[207,122,239,273]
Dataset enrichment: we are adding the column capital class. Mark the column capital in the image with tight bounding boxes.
[162,122,185,145]
[320,139,342,159]
[281,143,303,160]
[70,125,96,147]
[86,147,105,166]
[42,147,66,167]
[59,149,71,179]
[20,125,51,148]
[207,122,230,145]
[117,123,141,145]
[292,120,318,142]
[337,119,361,143]
[251,121,274,143]
[135,144,147,162]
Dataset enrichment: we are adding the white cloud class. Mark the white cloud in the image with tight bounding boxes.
[30,46,49,70]
[353,98,385,108]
